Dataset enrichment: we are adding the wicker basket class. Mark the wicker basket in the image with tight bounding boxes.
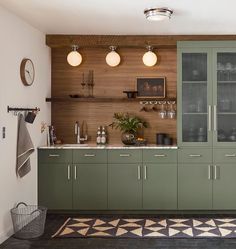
[11,202,47,239]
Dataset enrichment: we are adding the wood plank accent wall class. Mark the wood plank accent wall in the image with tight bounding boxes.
[51,47,176,144]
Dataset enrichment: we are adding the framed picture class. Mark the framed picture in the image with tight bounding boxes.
[136,77,166,98]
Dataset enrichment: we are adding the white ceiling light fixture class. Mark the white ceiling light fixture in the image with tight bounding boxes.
[106,46,121,67]
[144,7,173,21]
[142,46,157,67]
[67,45,82,66]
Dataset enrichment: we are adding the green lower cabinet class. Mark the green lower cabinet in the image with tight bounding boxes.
[73,164,107,210]
[108,164,142,210]
[38,163,73,210]
[178,164,212,210]
[143,164,177,210]
[213,164,236,210]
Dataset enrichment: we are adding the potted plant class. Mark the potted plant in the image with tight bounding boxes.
[109,112,148,145]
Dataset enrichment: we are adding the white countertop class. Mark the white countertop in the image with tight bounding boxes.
[38,144,178,149]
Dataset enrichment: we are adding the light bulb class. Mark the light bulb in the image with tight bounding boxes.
[142,48,157,67]
[67,46,82,66]
[106,46,121,67]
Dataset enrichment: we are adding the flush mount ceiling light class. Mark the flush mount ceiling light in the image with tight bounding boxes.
[142,46,157,67]
[106,46,121,67]
[67,45,82,66]
[144,7,173,21]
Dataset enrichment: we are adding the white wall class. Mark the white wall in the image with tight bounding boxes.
[0,6,51,243]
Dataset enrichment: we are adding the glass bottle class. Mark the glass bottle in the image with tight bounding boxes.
[96,127,101,145]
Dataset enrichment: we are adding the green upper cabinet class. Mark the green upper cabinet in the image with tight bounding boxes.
[178,41,236,147]
[177,46,212,147]
[212,48,236,147]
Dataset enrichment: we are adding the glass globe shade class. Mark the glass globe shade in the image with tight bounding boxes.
[147,14,167,21]
[106,51,121,67]
[67,51,82,66]
[142,51,157,67]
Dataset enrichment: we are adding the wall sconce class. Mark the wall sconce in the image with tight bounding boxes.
[142,46,157,67]
[67,45,82,66]
[105,46,121,67]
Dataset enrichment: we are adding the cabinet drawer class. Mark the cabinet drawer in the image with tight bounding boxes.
[178,148,212,163]
[38,149,72,163]
[213,148,236,163]
[108,149,142,163]
[143,150,177,163]
[73,149,107,163]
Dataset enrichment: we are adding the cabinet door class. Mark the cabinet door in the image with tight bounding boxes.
[73,164,107,210]
[213,164,236,209]
[178,48,212,146]
[178,164,212,210]
[143,164,177,210]
[213,49,236,146]
[108,164,142,210]
[38,163,73,210]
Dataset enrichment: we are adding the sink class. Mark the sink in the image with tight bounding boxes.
[62,144,88,147]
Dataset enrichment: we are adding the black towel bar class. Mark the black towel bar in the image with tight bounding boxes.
[7,106,40,113]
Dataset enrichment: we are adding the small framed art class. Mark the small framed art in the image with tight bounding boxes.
[136,77,166,98]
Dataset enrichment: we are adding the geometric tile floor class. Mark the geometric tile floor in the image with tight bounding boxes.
[52,217,236,238]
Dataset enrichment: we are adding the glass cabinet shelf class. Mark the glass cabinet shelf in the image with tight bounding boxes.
[182,81,207,84]
[218,81,236,84]
[183,113,207,115]
[218,112,236,115]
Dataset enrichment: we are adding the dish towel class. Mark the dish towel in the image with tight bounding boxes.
[16,114,35,178]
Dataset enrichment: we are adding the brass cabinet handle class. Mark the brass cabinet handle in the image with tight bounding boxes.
[67,165,71,180]
[225,154,236,157]
[137,166,141,180]
[213,105,217,131]
[120,154,130,157]
[74,165,77,180]
[208,165,212,180]
[84,154,95,157]
[144,165,147,180]
[208,105,212,131]
[154,154,166,157]
[189,154,202,157]
[49,154,60,157]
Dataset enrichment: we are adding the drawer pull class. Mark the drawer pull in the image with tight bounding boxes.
[119,154,130,157]
[84,154,95,157]
[225,154,236,157]
[189,154,202,157]
[49,154,60,157]
[154,154,166,157]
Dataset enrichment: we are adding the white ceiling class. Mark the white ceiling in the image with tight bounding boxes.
[0,0,236,35]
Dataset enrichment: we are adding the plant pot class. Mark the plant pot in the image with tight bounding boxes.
[121,132,136,145]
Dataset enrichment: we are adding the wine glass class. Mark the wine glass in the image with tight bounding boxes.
[158,101,167,119]
[167,101,176,119]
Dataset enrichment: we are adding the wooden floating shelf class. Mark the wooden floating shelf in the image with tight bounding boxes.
[46,97,176,103]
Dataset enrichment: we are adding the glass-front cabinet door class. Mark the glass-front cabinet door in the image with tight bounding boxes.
[178,49,212,146]
[213,49,236,146]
